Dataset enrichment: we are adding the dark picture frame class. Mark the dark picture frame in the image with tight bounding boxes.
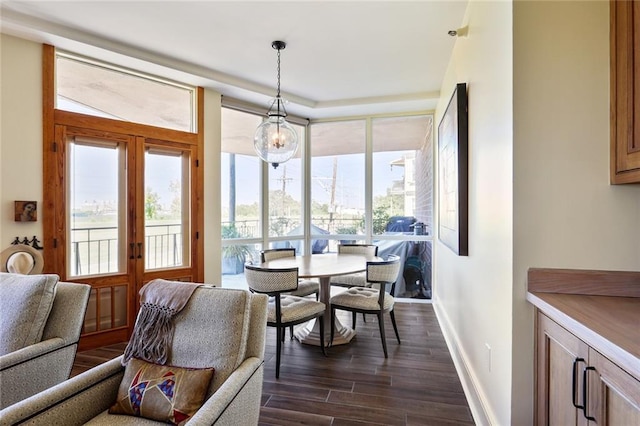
[438,83,468,256]
[15,200,38,222]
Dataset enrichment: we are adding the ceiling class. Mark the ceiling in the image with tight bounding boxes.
[0,1,468,119]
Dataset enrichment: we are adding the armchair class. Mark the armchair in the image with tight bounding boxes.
[0,274,91,409]
[0,286,268,425]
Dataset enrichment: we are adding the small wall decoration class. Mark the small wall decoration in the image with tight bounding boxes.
[15,201,37,222]
[438,83,468,256]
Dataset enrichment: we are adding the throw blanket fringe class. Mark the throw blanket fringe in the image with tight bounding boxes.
[122,279,200,365]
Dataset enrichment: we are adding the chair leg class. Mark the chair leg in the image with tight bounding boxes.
[276,327,282,378]
[319,316,326,356]
[362,313,367,323]
[330,307,336,346]
[377,313,388,358]
[290,325,294,340]
[390,309,401,344]
[352,311,357,330]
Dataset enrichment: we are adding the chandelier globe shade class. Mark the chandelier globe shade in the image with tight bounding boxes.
[253,40,299,169]
[254,109,299,168]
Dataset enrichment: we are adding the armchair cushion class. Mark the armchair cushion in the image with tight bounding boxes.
[109,358,214,425]
[0,273,58,355]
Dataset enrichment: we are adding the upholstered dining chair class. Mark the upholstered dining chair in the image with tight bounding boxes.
[244,264,326,379]
[261,248,319,300]
[330,244,379,288]
[329,254,402,358]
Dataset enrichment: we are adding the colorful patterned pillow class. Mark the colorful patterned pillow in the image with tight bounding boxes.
[109,358,214,425]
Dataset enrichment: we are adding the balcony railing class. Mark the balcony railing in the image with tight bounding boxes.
[70,223,183,276]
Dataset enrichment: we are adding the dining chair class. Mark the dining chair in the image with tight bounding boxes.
[330,244,379,288]
[261,248,320,300]
[244,264,326,378]
[329,254,401,358]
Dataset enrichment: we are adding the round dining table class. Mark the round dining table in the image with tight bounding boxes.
[260,252,380,346]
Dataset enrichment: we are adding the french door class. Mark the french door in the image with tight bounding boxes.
[45,113,202,350]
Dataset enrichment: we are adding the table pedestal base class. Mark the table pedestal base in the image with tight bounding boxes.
[294,316,355,347]
[294,276,356,346]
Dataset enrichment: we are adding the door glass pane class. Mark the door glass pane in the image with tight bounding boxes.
[372,115,431,235]
[68,138,125,277]
[310,120,365,252]
[145,148,190,270]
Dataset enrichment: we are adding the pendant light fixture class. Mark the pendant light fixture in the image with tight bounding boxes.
[254,40,299,169]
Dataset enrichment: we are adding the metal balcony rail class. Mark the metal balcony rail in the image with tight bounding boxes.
[70,223,183,276]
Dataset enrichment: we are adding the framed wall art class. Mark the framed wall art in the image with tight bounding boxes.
[438,83,468,256]
[15,201,37,222]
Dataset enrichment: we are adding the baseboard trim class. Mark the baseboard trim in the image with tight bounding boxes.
[433,298,496,426]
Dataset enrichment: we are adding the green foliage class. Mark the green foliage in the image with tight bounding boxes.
[336,226,358,235]
[371,193,404,233]
[311,201,329,216]
[145,188,161,220]
[268,190,300,217]
[236,203,259,218]
[221,224,253,262]
[169,179,181,218]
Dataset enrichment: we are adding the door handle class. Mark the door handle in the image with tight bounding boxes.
[137,242,143,259]
[129,243,135,260]
[572,357,586,409]
[582,366,596,421]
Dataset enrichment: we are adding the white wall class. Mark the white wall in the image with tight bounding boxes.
[0,34,43,249]
[433,1,513,424]
[435,1,640,425]
[203,89,222,282]
[513,0,640,423]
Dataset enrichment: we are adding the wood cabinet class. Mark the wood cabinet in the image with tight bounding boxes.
[536,312,640,425]
[610,0,640,184]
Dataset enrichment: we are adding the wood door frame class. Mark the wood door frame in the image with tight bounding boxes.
[42,44,204,350]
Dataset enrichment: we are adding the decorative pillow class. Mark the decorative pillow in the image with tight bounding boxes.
[0,273,58,356]
[109,358,214,425]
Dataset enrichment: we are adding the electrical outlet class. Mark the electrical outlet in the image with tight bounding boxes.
[485,343,492,372]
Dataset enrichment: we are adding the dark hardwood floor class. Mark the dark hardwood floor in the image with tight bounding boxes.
[73,302,474,425]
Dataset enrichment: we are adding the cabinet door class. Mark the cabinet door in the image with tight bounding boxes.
[586,349,640,425]
[610,0,640,183]
[536,313,590,426]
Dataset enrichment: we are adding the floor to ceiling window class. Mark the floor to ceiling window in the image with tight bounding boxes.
[220,106,306,278]
[310,120,365,249]
[220,104,433,298]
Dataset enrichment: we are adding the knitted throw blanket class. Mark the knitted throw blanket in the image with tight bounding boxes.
[122,279,200,365]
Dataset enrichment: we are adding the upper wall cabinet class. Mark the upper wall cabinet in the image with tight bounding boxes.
[610,0,640,184]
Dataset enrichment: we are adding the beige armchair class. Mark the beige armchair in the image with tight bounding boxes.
[0,286,268,425]
[0,273,91,409]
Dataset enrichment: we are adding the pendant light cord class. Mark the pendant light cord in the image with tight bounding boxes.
[276,47,281,99]
[276,46,282,118]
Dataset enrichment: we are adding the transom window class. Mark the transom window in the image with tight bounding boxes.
[56,52,196,132]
